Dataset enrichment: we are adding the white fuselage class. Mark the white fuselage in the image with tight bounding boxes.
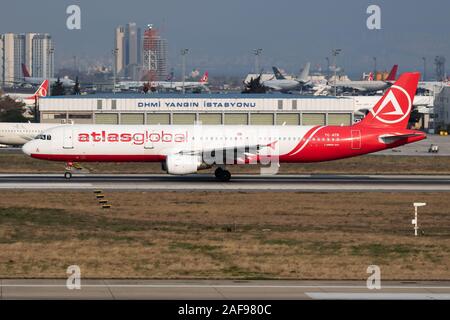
[22,124,317,161]
[334,80,391,92]
[0,122,59,145]
[24,77,75,88]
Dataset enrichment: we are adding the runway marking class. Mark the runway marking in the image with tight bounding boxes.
[306,292,450,300]
[2,284,450,289]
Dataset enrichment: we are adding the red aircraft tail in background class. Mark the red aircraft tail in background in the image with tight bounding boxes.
[26,80,49,100]
[386,64,399,81]
[22,63,31,78]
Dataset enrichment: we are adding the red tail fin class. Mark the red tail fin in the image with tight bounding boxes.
[26,80,49,100]
[386,64,398,81]
[22,63,31,77]
[356,72,419,129]
[199,71,208,83]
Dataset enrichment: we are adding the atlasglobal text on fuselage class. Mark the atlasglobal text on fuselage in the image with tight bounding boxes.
[22,72,426,181]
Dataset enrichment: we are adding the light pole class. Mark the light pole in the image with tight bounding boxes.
[325,57,330,80]
[332,49,341,96]
[422,57,427,82]
[252,48,263,74]
[180,48,189,94]
[112,48,118,94]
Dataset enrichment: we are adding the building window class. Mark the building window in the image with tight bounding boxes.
[278,100,283,110]
[292,100,297,110]
[111,100,117,110]
[97,100,102,110]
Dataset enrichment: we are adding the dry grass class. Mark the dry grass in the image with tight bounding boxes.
[0,191,448,280]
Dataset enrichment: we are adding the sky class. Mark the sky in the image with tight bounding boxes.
[1,0,450,77]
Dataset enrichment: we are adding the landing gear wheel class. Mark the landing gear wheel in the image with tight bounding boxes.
[64,171,72,180]
[215,168,231,182]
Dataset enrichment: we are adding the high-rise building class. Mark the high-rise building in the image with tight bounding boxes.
[124,22,141,79]
[31,34,54,79]
[0,32,53,86]
[114,26,125,75]
[25,33,36,74]
[142,25,168,81]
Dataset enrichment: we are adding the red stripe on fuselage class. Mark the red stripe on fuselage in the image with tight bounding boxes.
[30,154,166,162]
[285,125,321,156]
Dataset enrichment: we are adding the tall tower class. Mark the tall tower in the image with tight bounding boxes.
[124,22,141,79]
[114,26,125,75]
[2,33,27,86]
[142,24,168,81]
[435,56,446,81]
[31,34,54,78]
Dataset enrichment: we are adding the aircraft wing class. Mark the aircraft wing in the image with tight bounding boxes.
[175,141,279,163]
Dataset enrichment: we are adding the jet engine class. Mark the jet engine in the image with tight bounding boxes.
[165,154,208,175]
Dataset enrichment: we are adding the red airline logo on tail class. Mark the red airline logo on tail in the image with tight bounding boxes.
[27,80,49,100]
[200,72,208,83]
[370,85,411,124]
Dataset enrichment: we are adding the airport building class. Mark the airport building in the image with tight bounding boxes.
[38,93,434,128]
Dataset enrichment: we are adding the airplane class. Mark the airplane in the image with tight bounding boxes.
[118,71,209,92]
[0,121,59,146]
[333,65,398,93]
[4,80,49,107]
[22,72,425,181]
[262,63,310,92]
[19,64,75,88]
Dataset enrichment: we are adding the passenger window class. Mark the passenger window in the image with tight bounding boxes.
[47,135,51,140]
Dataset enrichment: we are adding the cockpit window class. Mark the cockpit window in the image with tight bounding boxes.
[36,134,51,140]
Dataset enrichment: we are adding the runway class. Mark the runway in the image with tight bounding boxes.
[1,279,449,299]
[1,173,450,191]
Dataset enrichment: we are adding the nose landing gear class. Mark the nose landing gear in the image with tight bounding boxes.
[214,167,231,182]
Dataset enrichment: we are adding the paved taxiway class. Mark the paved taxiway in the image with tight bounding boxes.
[0,280,449,299]
[1,173,450,191]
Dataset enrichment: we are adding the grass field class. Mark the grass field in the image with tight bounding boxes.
[0,191,448,280]
[1,152,450,175]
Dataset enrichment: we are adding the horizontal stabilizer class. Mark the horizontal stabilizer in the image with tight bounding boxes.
[379,133,423,144]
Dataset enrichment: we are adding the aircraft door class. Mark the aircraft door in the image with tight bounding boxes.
[351,130,361,150]
[63,125,74,149]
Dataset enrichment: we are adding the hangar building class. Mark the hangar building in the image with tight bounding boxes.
[38,93,433,127]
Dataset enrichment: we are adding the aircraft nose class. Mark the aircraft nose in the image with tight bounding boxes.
[22,140,36,156]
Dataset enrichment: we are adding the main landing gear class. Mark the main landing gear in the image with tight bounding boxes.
[215,167,231,182]
[64,162,73,179]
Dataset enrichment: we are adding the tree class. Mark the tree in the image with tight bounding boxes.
[0,95,28,122]
[51,78,66,96]
[72,76,81,95]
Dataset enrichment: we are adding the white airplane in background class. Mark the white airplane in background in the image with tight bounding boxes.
[119,72,209,92]
[5,80,49,107]
[19,64,75,88]
[261,63,311,92]
[333,65,398,93]
[22,73,426,181]
[0,121,59,146]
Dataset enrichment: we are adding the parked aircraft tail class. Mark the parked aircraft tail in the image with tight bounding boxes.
[26,80,49,100]
[199,71,208,83]
[22,63,31,78]
[299,62,311,82]
[386,64,399,81]
[272,67,286,80]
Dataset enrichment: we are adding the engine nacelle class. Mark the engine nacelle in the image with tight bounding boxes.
[165,154,203,175]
